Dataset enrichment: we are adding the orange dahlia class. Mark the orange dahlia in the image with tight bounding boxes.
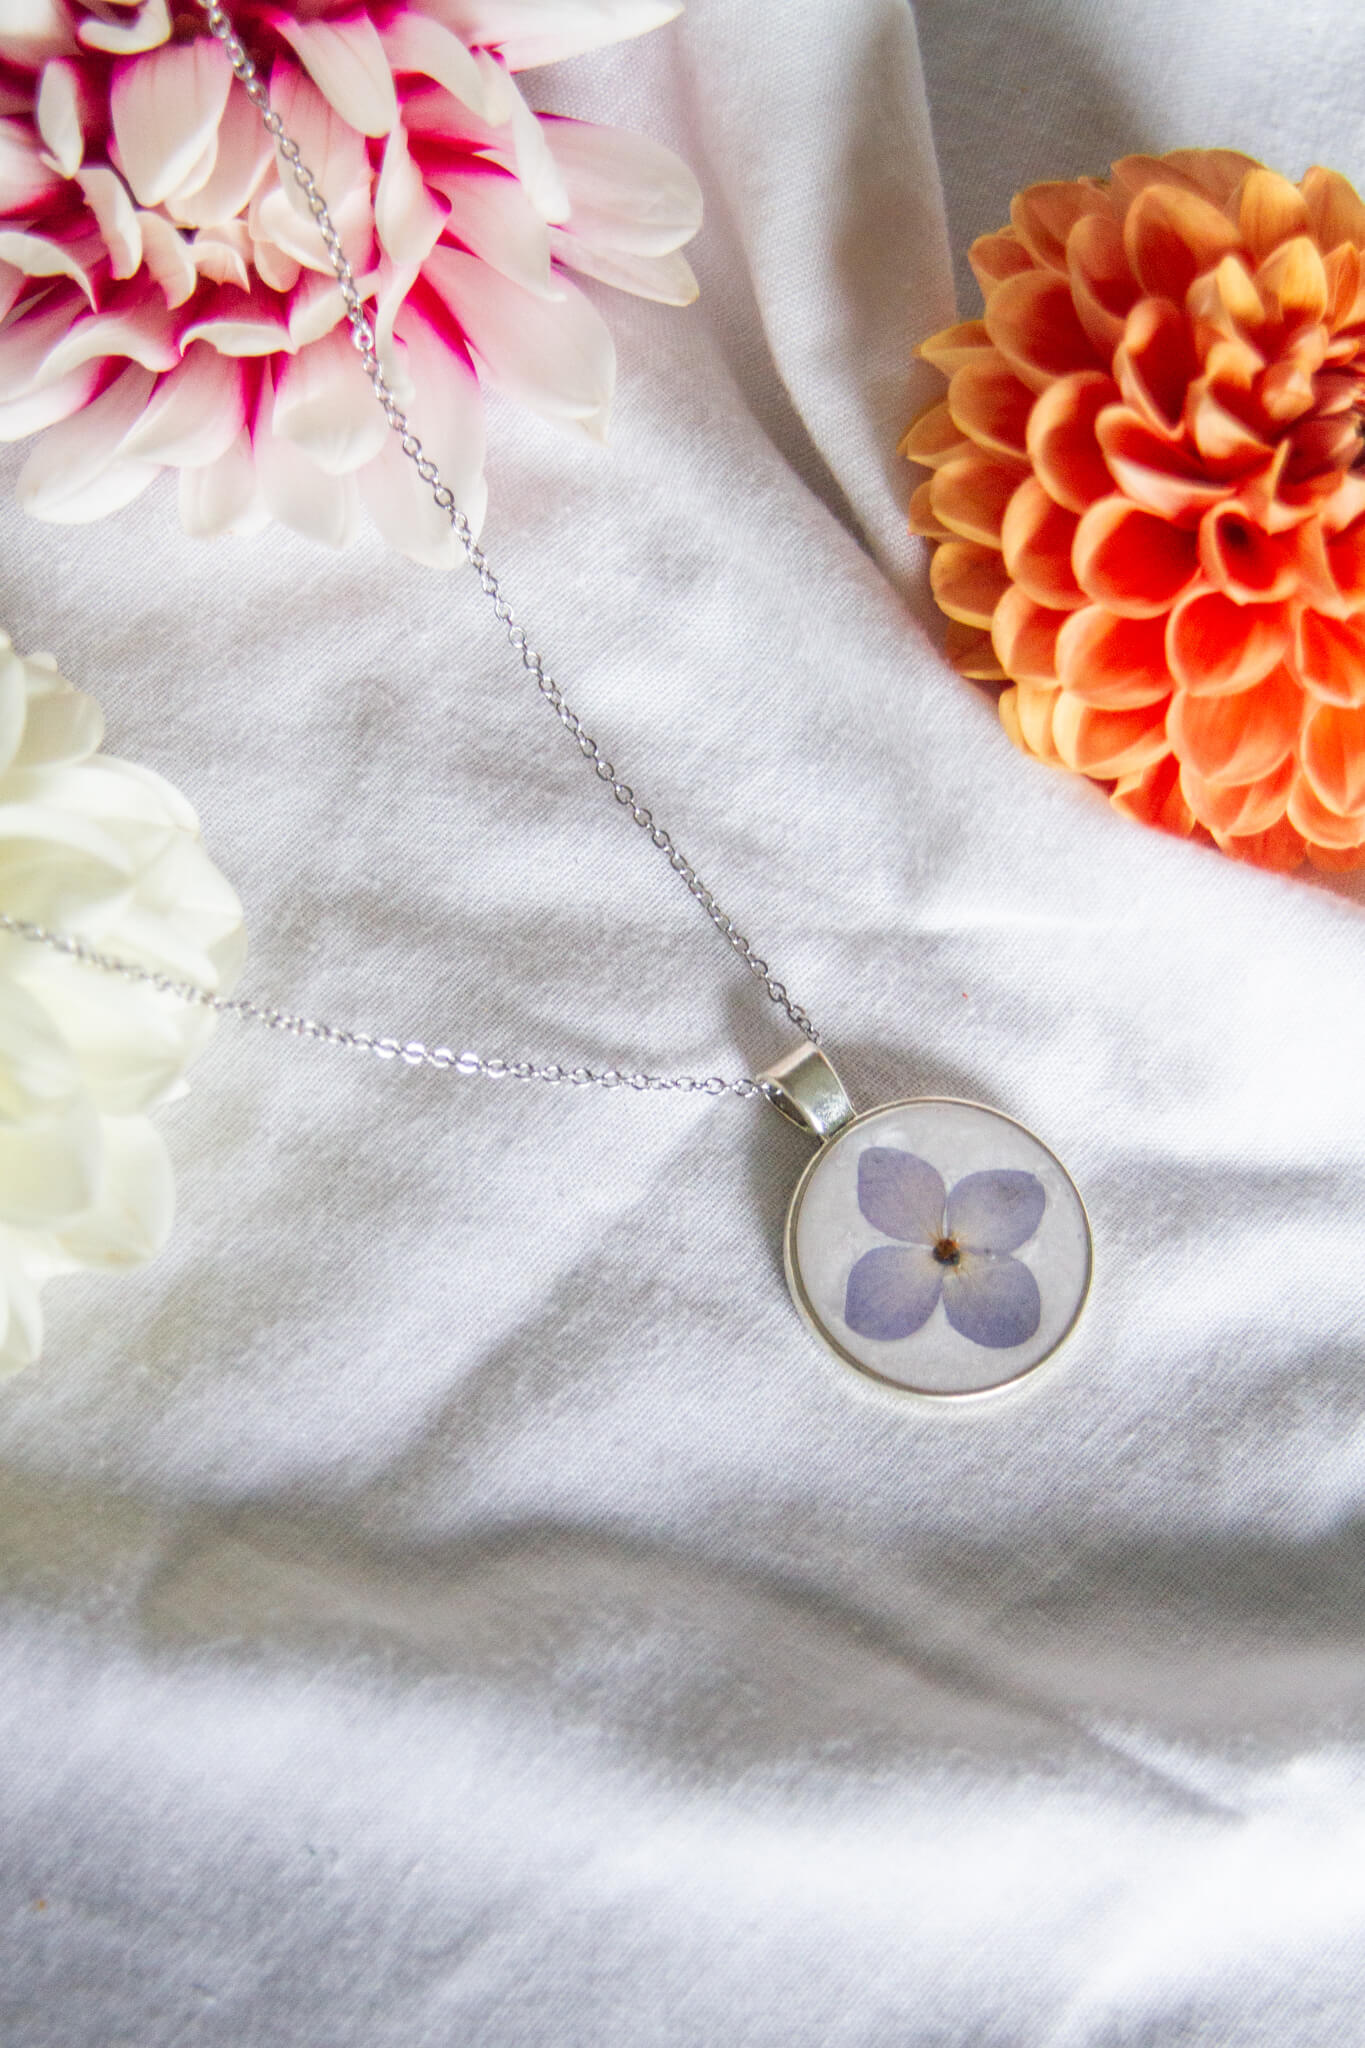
[904,149,1365,871]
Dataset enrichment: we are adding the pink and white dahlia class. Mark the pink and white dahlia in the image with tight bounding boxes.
[0,0,701,563]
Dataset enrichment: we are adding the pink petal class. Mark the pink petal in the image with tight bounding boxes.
[542,116,701,257]
[271,11,398,138]
[75,165,142,278]
[423,246,613,432]
[35,58,86,176]
[360,305,486,564]
[166,80,272,228]
[137,211,196,307]
[0,116,64,210]
[549,230,696,305]
[77,0,170,55]
[0,363,101,441]
[432,0,681,70]
[252,236,301,295]
[15,361,160,521]
[478,58,569,223]
[180,285,293,357]
[109,36,233,207]
[286,273,348,347]
[374,124,447,270]
[30,293,179,385]
[380,13,486,117]
[1,0,73,66]
[0,230,95,306]
[119,344,246,466]
[428,162,554,296]
[192,222,253,292]
[272,326,388,474]
[178,426,265,536]
[0,296,75,399]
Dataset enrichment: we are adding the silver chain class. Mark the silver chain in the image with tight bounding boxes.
[66,0,812,1099]
[0,913,763,1098]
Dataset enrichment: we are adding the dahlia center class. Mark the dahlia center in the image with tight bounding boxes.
[932,1236,962,1267]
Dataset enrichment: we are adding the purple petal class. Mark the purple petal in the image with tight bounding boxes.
[856,1147,946,1243]
[945,1169,1045,1253]
[941,1254,1041,1349]
[844,1245,943,1341]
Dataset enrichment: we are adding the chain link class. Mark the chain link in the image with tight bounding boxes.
[183,0,822,1060]
[0,915,763,1099]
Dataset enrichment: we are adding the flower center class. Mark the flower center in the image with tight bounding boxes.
[932,1236,962,1267]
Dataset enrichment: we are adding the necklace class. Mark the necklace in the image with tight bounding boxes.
[4,0,1093,1401]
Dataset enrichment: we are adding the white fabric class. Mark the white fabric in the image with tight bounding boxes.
[3,1,1365,2039]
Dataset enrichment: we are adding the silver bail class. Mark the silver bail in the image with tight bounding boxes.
[757,1044,855,1141]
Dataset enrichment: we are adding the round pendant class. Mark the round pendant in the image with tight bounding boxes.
[770,1073,1092,1398]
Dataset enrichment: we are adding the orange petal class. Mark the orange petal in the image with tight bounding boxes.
[1198,503,1302,602]
[930,539,1011,627]
[1051,694,1171,777]
[984,268,1098,394]
[1096,405,1228,520]
[1123,183,1243,300]
[1187,255,1267,348]
[1010,179,1110,271]
[1000,679,1063,763]
[930,451,1029,544]
[1111,752,1196,835]
[1325,517,1365,605]
[1179,753,1295,835]
[1054,607,1172,707]
[899,399,970,470]
[1255,236,1329,325]
[945,620,1006,681]
[948,357,1034,459]
[1300,699,1365,813]
[1113,298,1197,434]
[991,584,1065,684]
[919,320,994,373]
[969,230,1036,290]
[1324,243,1362,329]
[1185,382,1272,470]
[1237,168,1311,262]
[1109,154,1231,212]
[1160,150,1262,207]
[1066,211,1139,356]
[1294,609,1365,706]
[1212,815,1307,869]
[1305,837,1365,871]
[1299,166,1365,252]
[1167,662,1304,782]
[1166,589,1291,695]
[1286,769,1365,847]
[1073,496,1200,615]
[1026,370,1116,512]
[908,477,953,540]
[1001,477,1085,609]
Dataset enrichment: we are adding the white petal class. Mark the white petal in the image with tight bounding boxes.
[137,209,196,307]
[286,272,347,347]
[0,294,76,397]
[484,59,569,222]
[15,361,160,521]
[544,116,701,256]
[360,307,486,564]
[0,229,95,305]
[272,325,388,475]
[55,1114,173,1269]
[427,162,555,295]
[374,123,447,270]
[35,57,85,176]
[119,344,246,466]
[254,380,362,547]
[109,34,233,207]
[10,686,104,768]
[77,0,170,55]
[75,164,142,278]
[165,78,272,227]
[423,246,613,427]
[0,646,31,773]
[191,221,253,292]
[253,237,300,295]
[0,1238,44,1375]
[430,0,680,69]
[550,231,697,305]
[0,1099,100,1228]
[267,64,370,223]
[35,295,178,383]
[0,115,62,210]
[379,13,486,118]
[178,426,265,536]
[0,363,101,441]
[0,0,72,65]
[273,12,397,138]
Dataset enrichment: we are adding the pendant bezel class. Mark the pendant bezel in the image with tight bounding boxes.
[781,1094,1093,1402]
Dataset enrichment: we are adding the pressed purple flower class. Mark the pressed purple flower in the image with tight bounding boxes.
[843,1147,1045,1350]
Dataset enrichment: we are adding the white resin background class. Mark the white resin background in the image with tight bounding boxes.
[3,2,1365,2044]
